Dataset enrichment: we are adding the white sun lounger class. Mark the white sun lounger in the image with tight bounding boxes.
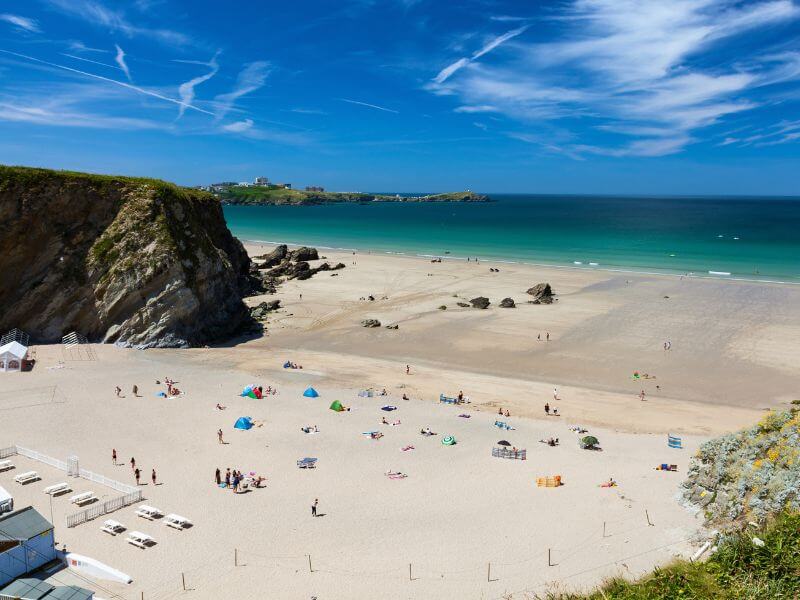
[163,514,192,530]
[43,482,72,496]
[135,505,163,520]
[0,460,14,472]
[14,471,39,484]
[70,491,96,506]
[101,519,126,536]
[127,531,155,549]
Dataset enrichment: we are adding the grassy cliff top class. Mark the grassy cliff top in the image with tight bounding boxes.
[216,186,490,205]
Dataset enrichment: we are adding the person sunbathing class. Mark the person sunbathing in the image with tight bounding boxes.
[216,403,226,410]
[402,393,409,401]
[382,417,388,425]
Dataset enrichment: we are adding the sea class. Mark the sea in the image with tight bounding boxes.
[223,194,800,284]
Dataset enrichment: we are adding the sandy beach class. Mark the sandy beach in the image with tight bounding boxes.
[2,244,799,599]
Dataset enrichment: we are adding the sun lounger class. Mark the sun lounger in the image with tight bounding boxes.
[70,491,96,506]
[439,394,459,404]
[135,505,164,520]
[43,482,72,496]
[667,434,683,449]
[536,475,563,488]
[491,447,527,460]
[14,471,39,484]
[163,514,192,530]
[297,458,318,469]
[101,519,126,535]
[494,420,514,430]
[0,460,14,472]
[127,531,155,549]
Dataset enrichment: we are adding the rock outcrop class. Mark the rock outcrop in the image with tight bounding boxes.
[287,246,319,262]
[526,283,555,304]
[361,319,381,328]
[250,300,281,320]
[254,244,288,268]
[470,297,490,309]
[0,166,255,348]
[499,297,516,308]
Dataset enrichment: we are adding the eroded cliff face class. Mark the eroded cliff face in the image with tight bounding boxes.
[0,166,254,348]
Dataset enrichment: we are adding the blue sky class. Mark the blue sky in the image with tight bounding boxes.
[1,0,799,194]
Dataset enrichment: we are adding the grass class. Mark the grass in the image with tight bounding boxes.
[548,511,800,600]
[216,186,490,205]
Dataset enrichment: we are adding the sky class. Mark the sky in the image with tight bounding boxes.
[1,0,799,194]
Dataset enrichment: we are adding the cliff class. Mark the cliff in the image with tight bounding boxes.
[218,187,491,205]
[0,165,255,348]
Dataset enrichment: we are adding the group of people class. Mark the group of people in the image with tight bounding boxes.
[301,425,319,433]
[215,467,265,492]
[497,407,511,417]
[544,403,560,416]
[539,437,560,446]
[117,451,157,486]
[114,384,140,398]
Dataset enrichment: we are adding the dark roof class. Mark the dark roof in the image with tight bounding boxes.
[0,577,55,599]
[0,506,53,541]
[45,585,94,600]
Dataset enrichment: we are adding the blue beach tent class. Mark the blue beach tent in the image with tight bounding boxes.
[303,387,319,398]
[234,417,254,430]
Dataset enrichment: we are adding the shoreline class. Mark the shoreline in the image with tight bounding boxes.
[240,236,800,286]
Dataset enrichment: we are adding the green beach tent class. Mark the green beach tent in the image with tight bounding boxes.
[580,435,599,449]
[329,400,344,412]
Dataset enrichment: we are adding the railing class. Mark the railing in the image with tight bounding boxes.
[0,446,16,459]
[78,468,138,494]
[65,489,143,528]
[16,445,68,470]
[491,447,527,460]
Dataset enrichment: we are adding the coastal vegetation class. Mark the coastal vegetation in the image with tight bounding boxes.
[215,185,490,205]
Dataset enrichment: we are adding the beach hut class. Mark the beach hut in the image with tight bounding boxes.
[329,400,345,412]
[234,417,254,430]
[303,387,319,398]
[0,341,27,373]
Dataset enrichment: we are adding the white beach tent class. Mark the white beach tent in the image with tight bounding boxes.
[0,341,27,372]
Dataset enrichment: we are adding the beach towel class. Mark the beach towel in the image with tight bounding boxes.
[155,391,167,397]
[401,445,414,451]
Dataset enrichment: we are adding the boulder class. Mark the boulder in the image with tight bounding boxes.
[361,319,381,328]
[385,324,399,330]
[526,283,554,304]
[288,246,319,262]
[250,299,281,320]
[254,244,288,268]
[499,297,515,308]
[470,296,490,309]
[456,302,470,308]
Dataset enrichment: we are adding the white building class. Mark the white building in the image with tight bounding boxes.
[0,341,27,373]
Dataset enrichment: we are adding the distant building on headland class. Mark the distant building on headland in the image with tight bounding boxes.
[274,183,292,189]
[253,176,270,186]
[237,182,251,187]
[305,186,325,192]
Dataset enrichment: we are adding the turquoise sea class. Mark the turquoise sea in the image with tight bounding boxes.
[223,195,800,283]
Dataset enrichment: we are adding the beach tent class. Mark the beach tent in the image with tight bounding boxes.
[283,361,292,369]
[358,389,374,397]
[234,417,254,430]
[303,387,319,398]
[381,405,397,411]
[0,341,27,373]
[441,436,456,446]
[329,400,345,412]
[240,385,254,396]
[497,440,511,446]
[579,435,599,449]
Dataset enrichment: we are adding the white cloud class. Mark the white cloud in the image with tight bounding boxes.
[339,98,399,113]
[177,51,220,120]
[433,25,528,84]
[214,62,270,120]
[114,44,132,82]
[429,0,800,157]
[0,14,41,33]
[221,119,254,133]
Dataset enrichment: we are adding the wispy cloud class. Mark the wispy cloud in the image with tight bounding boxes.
[339,98,399,113]
[214,61,270,120]
[221,119,253,133]
[67,40,108,53]
[431,0,800,157]
[288,107,328,115]
[0,49,214,116]
[433,25,529,84]
[44,0,190,46]
[114,44,132,82]
[0,14,41,33]
[454,104,498,113]
[176,50,220,120]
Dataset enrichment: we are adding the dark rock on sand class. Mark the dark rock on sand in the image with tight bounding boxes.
[470,297,491,309]
[526,283,554,304]
[361,319,381,328]
[250,300,281,319]
[385,324,399,330]
[456,302,470,308]
[499,297,516,308]
[254,244,288,268]
[288,246,319,262]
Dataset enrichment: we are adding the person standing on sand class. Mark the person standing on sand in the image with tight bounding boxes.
[406,365,410,375]
[130,457,135,470]
[134,468,140,485]
[545,403,550,415]
[215,468,221,485]
[217,429,224,444]
[112,448,117,465]
[151,469,157,485]
[115,386,121,397]
[537,333,541,341]
[312,498,318,517]
[546,332,550,342]
[639,390,646,401]
[553,388,558,401]
[225,468,231,487]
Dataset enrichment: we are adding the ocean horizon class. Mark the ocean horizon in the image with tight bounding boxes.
[223,194,800,284]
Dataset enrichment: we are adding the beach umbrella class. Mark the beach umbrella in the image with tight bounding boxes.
[303,387,319,398]
[442,436,456,446]
[497,440,511,446]
[580,435,599,449]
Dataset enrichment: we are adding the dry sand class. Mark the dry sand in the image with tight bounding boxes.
[2,243,799,599]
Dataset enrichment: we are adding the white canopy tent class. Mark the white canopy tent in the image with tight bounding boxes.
[0,341,27,372]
